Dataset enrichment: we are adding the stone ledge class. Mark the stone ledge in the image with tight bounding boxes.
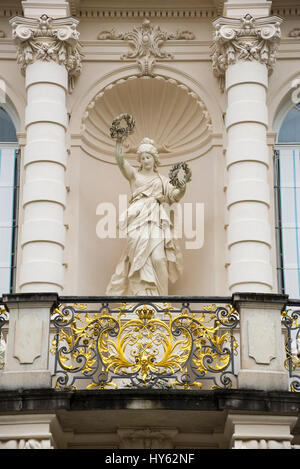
[0,388,299,414]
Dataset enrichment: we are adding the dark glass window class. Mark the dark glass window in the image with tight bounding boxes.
[275,105,300,297]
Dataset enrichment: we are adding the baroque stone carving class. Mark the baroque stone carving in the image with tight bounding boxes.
[211,14,282,90]
[98,18,195,76]
[289,28,300,37]
[0,438,53,449]
[10,14,82,92]
[106,120,191,296]
[290,78,300,109]
[234,439,291,449]
[118,428,177,449]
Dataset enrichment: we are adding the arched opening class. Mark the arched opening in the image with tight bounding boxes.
[71,75,225,296]
[274,104,300,298]
[81,75,212,165]
[0,107,19,295]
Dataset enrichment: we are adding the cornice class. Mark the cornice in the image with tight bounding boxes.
[76,7,219,19]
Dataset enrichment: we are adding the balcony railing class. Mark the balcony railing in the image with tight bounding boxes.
[51,296,240,391]
[0,302,7,371]
[282,299,300,392]
[1,293,300,393]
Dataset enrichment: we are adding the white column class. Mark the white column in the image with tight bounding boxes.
[225,414,297,449]
[0,414,65,449]
[226,60,272,292]
[10,15,81,293]
[212,14,282,293]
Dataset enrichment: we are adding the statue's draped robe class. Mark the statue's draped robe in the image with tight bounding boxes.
[106,173,183,295]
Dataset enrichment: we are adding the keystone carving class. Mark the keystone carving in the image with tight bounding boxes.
[211,14,282,91]
[10,14,82,92]
[98,18,195,76]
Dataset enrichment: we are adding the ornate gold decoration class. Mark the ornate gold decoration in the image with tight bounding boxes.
[0,306,8,370]
[282,308,300,392]
[51,302,239,390]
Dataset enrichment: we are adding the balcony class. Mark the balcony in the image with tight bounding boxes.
[0,292,300,449]
[0,292,299,392]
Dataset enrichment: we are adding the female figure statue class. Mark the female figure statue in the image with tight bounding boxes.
[106,135,190,296]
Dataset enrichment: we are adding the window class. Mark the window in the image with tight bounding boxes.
[275,104,300,298]
[0,108,19,295]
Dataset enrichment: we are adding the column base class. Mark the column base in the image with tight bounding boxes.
[237,369,289,392]
[0,371,52,390]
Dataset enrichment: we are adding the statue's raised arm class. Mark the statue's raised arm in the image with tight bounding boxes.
[114,138,136,181]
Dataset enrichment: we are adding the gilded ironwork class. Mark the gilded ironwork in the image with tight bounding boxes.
[282,307,300,391]
[51,299,239,390]
[0,304,8,370]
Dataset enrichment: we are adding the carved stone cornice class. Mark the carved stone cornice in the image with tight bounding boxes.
[211,14,282,90]
[9,14,82,92]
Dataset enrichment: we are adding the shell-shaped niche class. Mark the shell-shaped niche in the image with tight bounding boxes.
[81,75,212,166]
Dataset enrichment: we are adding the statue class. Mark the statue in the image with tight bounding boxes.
[106,114,191,296]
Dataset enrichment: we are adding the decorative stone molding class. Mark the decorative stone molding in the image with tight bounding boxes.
[212,14,282,90]
[79,74,213,166]
[118,428,178,449]
[0,438,53,449]
[98,19,195,76]
[10,14,82,92]
[288,28,300,37]
[291,78,300,107]
[234,439,291,449]
[79,7,217,19]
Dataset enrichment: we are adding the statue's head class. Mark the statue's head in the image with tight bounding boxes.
[136,138,159,172]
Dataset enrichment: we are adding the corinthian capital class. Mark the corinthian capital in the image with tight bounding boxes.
[211,14,282,90]
[10,14,82,91]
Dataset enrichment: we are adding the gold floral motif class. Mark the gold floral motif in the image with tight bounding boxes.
[51,302,239,390]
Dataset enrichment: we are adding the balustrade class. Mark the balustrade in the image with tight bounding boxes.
[0,293,298,393]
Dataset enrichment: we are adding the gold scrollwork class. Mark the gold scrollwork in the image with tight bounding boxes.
[51,303,238,390]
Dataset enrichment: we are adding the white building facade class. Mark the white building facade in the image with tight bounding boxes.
[0,0,300,450]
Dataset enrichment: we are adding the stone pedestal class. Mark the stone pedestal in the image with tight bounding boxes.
[0,293,58,390]
[233,292,289,391]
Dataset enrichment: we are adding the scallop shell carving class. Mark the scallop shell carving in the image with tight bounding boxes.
[81,75,212,166]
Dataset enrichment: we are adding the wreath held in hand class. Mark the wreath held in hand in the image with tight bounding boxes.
[169,162,192,188]
[110,114,136,140]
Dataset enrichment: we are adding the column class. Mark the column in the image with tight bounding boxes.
[0,414,65,449]
[225,414,297,449]
[212,13,282,293]
[9,14,81,293]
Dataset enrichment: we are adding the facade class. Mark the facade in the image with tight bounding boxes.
[0,0,300,450]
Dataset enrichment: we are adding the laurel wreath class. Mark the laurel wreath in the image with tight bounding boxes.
[110,113,136,140]
[169,162,192,188]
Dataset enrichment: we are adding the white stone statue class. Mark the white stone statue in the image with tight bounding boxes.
[106,114,191,296]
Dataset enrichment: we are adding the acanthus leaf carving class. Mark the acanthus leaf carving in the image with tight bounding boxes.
[211,14,282,91]
[98,18,195,76]
[10,14,83,92]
